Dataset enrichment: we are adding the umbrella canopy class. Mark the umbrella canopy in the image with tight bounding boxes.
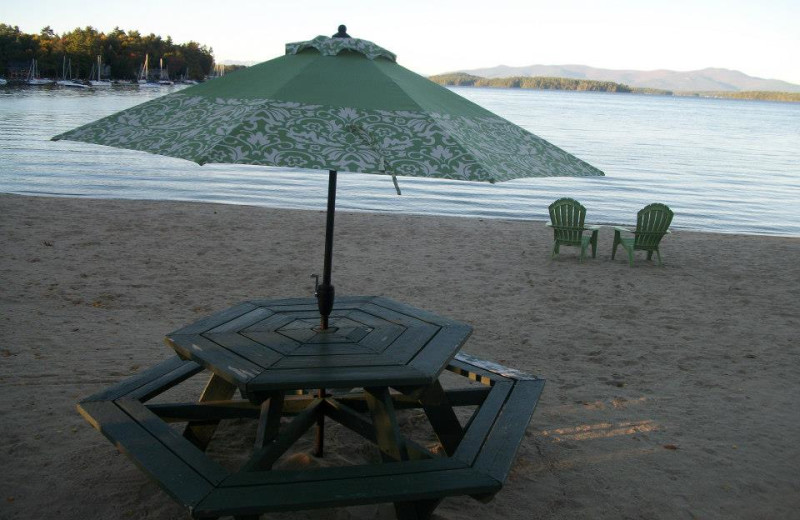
[53,31,602,182]
[53,27,604,328]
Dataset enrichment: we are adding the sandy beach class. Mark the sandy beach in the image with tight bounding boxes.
[1,192,798,519]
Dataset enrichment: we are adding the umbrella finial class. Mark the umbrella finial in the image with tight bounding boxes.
[333,25,350,38]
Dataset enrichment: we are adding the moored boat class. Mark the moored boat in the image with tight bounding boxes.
[89,56,112,88]
[26,59,53,85]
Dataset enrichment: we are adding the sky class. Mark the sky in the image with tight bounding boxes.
[2,0,799,84]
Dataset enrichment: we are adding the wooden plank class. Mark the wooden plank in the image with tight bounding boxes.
[81,357,198,403]
[378,324,440,360]
[342,310,406,350]
[365,387,409,462]
[223,457,464,488]
[202,332,283,368]
[147,402,261,422]
[332,387,489,414]
[454,353,539,381]
[125,361,206,402]
[359,302,439,328]
[166,334,262,386]
[168,302,258,335]
[408,325,471,376]
[195,468,500,517]
[115,399,230,484]
[77,400,218,507]
[183,373,238,450]
[444,387,492,407]
[248,365,430,393]
[473,379,545,483]
[237,330,300,355]
[269,350,387,369]
[241,398,323,472]
[247,296,317,307]
[205,307,274,334]
[148,395,318,422]
[452,381,513,465]
[447,356,510,385]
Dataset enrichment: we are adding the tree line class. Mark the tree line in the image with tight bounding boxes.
[0,24,215,80]
[429,73,633,92]
[430,72,800,103]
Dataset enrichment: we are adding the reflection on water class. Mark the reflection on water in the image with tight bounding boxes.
[1,84,798,236]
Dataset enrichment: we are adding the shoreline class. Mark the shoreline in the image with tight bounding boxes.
[5,191,798,239]
[2,193,799,519]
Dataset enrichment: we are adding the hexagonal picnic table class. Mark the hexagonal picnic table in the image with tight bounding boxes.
[77,296,544,519]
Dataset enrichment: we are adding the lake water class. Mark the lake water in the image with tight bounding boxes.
[1,85,798,236]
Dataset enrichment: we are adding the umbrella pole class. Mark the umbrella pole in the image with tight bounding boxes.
[313,170,337,458]
[317,170,337,330]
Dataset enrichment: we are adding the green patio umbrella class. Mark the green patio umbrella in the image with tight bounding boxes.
[53,25,604,329]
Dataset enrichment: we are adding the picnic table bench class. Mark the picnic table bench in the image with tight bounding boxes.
[77,297,544,519]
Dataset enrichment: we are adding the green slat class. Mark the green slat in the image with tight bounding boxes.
[238,312,297,333]
[452,381,513,465]
[270,352,386,369]
[238,330,301,355]
[247,365,429,393]
[194,468,500,517]
[202,332,283,368]
[166,334,262,385]
[222,457,465,487]
[125,361,205,402]
[447,356,511,385]
[115,399,230,484]
[343,311,406,350]
[168,302,258,335]
[473,379,545,483]
[147,402,261,422]
[359,302,439,327]
[81,357,199,403]
[205,307,275,333]
[76,401,218,507]
[454,353,538,380]
[408,325,471,375]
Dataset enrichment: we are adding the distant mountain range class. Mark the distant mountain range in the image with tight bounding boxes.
[452,65,800,93]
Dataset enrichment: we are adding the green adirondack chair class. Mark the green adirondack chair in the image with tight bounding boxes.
[547,198,599,262]
[612,203,674,266]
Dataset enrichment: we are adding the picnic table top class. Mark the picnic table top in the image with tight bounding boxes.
[166,296,472,398]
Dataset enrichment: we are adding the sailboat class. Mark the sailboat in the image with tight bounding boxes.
[26,59,53,85]
[137,55,159,88]
[89,55,112,88]
[158,58,174,85]
[180,66,198,85]
[56,56,89,89]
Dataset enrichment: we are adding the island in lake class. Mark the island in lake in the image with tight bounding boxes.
[429,72,800,103]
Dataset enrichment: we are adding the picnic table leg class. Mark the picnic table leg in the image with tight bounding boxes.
[184,372,237,451]
[254,391,285,449]
[395,498,441,519]
[365,387,409,462]
[314,387,325,457]
[420,380,464,456]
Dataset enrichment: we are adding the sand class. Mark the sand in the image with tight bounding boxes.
[1,193,799,519]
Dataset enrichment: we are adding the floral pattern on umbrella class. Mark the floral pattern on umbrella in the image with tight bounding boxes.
[55,94,603,182]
